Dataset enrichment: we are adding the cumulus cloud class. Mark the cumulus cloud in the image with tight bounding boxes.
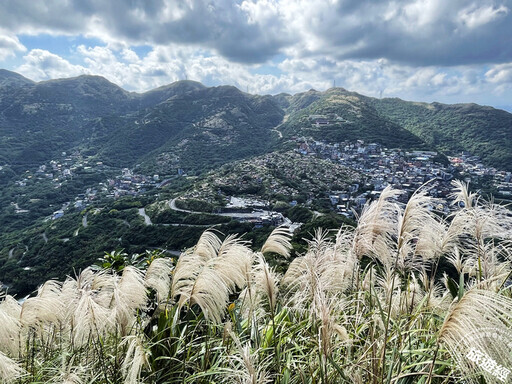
[486,63,512,84]
[458,3,509,29]
[1,0,512,109]
[0,0,291,64]
[16,49,87,81]
[0,30,26,60]
[1,0,511,67]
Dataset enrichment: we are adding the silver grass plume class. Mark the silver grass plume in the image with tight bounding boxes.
[439,289,512,384]
[450,180,478,210]
[450,180,512,250]
[314,285,350,365]
[172,231,253,323]
[195,229,223,260]
[394,186,445,271]
[401,273,425,314]
[61,371,84,384]
[240,252,280,317]
[88,268,117,308]
[111,266,148,335]
[21,280,65,328]
[352,186,401,261]
[121,335,151,384]
[187,266,230,323]
[172,257,229,322]
[261,226,292,258]
[59,277,80,325]
[73,288,114,347]
[145,257,173,303]
[0,295,22,356]
[282,228,357,309]
[214,234,254,292]
[226,343,271,384]
[0,350,25,383]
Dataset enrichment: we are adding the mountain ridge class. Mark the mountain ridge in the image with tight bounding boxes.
[1,69,512,295]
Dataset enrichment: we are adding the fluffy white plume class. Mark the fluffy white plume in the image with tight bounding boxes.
[439,289,512,384]
[0,350,25,383]
[121,335,151,384]
[261,226,292,258]
[145,257,173,303]
[0,295,22,356]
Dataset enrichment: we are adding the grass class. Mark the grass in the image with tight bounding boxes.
[1,181,512,383]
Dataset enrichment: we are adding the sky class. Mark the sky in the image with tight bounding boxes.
[1,0,512,111]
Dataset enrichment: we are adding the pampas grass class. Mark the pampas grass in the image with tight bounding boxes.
[0,350,25,383]
[261,226,292,258]
[144,257,173,303]
[0,295,22,356]
[7,181,512,384]
[439,288,512,384]
[121,335,151,384]
[172,232,254,323]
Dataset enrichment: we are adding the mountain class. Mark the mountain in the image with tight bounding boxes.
[278,88,427,149]
[0,74,283,180]
[365,97,512,170]
[0,69,34,87]
[96,85,284,172]
[2,71,511,178]
[1,70,512,296]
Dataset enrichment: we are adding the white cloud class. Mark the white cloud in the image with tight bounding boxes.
[0,29,26,60]
[458,3,509,29]
[486,63,512,84]
[2,0,512,109]
[16,49,87,81]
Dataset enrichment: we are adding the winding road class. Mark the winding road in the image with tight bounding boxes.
[138,208,153,225]
[168,198,193,213]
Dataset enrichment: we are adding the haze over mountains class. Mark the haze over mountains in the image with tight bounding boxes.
[1,68,512,295]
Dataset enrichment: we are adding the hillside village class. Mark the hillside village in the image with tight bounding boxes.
[8,135,512,225]
[296,135,510,217]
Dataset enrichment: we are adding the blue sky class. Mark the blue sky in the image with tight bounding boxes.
[1,0,512,111]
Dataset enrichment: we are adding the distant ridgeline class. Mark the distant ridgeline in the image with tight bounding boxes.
[1,69,512,296]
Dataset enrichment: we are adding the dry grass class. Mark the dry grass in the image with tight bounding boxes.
[2,182,512,384]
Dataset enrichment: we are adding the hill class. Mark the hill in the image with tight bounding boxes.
[1,70,512,296]
[366,97,512,170]
[278,88,428,149]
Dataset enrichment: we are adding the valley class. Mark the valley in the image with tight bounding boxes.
[1,69,512,296]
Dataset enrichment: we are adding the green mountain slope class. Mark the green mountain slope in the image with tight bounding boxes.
[280,88,427,149]
[2,70,512,296]
[366,97,512,170]
[0,72,284,180]
[98,85,284,173]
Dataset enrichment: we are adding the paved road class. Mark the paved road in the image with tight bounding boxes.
[271,129,283,138]
[82,214,88,228]
[168,198,194,213]
[138,208,153,225]
[170,198,278,220]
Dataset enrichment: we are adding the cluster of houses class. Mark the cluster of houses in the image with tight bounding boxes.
[448,154,512,196]
[296,138,511,217]
[104,168,160,199]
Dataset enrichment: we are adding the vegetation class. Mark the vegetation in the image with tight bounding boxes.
[368,98,512,170]
[280,89,427,150]
[2,182,512,383]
